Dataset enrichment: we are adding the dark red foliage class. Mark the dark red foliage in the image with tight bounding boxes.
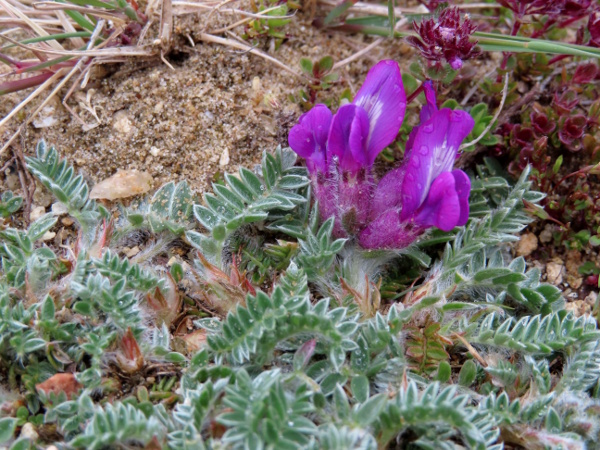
[407,7,480,70]
[553,90,579,116]
[589,13,600,47]
[498,0,594,19]
[510,125,535,149]
[417,0,450,11]
[558,115,587,151]
[573,63,599,84]
[531,111,556,136]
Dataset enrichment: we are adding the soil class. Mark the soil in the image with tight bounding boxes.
[0,5,412,196]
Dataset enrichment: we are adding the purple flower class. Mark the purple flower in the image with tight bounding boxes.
[288,60,406,236]
[359,84,474,249]
[288,60,474,250]
[287,105,332,174]
[407,7,481,70]
[289,60,406,177]
[399,108,473,226]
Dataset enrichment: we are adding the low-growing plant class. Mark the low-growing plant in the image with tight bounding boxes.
[1,57,600,450]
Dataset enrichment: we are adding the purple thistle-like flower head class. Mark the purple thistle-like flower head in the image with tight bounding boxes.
[407,7,481,70]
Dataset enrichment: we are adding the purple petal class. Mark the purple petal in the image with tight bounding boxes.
[453,169,471,226]
[400,108,474,221]
[420,81,438,123]
[405,81,438,153]
[328,104,370,173]
[413,171,461,232]
[353,60,407,162]
[288,104,332,173]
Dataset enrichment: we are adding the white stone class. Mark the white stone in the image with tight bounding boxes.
[112,110,132,134]
[546,262,564,285]
[51,202,68,216]
[41,231,56,241]
[20,423,38,440]
[219,147,230,166]
[30,205,46,222]
[516,232,538,257]
[90,170,153,200]
[124,246,140,258]
[32,106,58,128]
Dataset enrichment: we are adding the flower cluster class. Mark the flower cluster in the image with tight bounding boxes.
[288,60,475,249]
[407,7,480,70]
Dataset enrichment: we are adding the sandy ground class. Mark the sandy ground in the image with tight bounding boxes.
[0,6,413,197]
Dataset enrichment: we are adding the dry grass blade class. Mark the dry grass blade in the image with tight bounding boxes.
[33,2,130,22]
[333,17,408,70]
[197,32,301,78]
[0,0,65,51]
[460,72,510,151]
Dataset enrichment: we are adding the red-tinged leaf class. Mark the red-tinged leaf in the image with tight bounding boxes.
[117,328,144,374]
[36,373,82,399]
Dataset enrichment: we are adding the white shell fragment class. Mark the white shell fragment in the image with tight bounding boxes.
[90,170,153,200]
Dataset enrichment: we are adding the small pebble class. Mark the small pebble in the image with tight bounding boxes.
[167,256,178,267]
[124,246,140,258]
[539,224,553,244]
[51,202,68,216]
[516,232,538,257]
[32,106,58,128]
[20,423,38,441]
[112,110,132,134]
[219,147,230,166]
[30,206,46,222]
[41,231,56,241]
[584,291,598,306]
[61,217,74,227]
[33,186,53,208]
[566,275,583,290]
[546,262,564,285]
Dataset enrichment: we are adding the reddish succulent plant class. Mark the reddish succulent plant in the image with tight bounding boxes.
[498,0,593,19]
[559,115,588,152]
[589,13,600,47]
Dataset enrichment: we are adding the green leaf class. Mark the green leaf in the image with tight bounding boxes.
[317,56,334,73]
[73,301,93,316]
[354,393,386,428]
[351,375,369,403]
[165,352,187,363]
[458,360,477,387]
[435,361,452,383]
[300,58,313,75]
[27,214,57,241]
[26,141,99,229]
[0,418,17,443]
